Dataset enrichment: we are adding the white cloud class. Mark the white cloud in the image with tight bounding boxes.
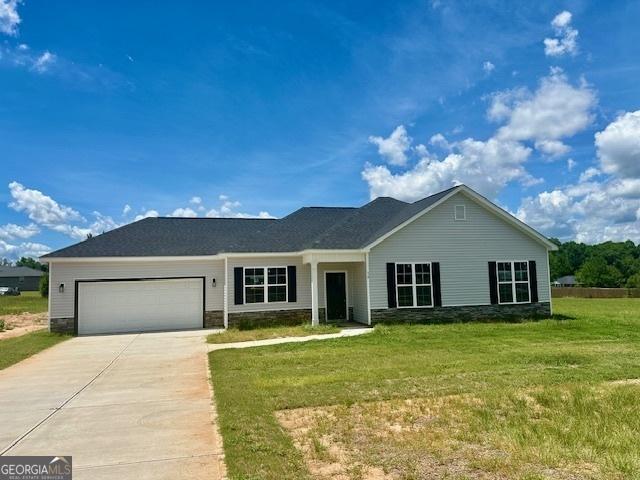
[0,240,51,261]
[134,210,159,222]
[483,61,495,73]
[169,207,198,218]
[363,70,595,202]
[363,137,533,201]
[517,177,640,243]
[567,158,577,171]
[492,69,596,148]
[205,196,275,219]
[544,11,578,57]
[429,133,451,150]
[516,112,640,243]
[9,181,83,227]
[31,50,56,73]
[535,139,570,157]
[189,196,202,205]
[0,0,20,36]
[579,167,601,183]
[595,110,640,178]
[122,204,132,215]
[0,223,39,240]
[368,125,412,166]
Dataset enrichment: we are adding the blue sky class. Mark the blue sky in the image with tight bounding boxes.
[1,0,640,259]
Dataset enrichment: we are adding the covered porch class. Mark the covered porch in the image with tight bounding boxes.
[303,251,370,326]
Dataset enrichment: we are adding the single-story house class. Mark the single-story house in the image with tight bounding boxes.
[0,266,44,291]
[552,275,579,287]
[41,185,557,335]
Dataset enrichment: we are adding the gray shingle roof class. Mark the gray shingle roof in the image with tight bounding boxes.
[42,186,460,258]
[0,266,45,277]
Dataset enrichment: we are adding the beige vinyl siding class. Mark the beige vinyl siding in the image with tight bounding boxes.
[369,191,551,309]
[50,259,224,319]
[227,256,311,312]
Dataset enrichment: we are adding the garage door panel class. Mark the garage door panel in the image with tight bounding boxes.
[78,279,203,335]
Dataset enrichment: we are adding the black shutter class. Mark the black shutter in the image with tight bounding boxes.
[234,267,244,305]
[432,262,442,307]
[488,261,498,305]
[529,260,538,303]
[386,263,397,308]
[287,265,297,303]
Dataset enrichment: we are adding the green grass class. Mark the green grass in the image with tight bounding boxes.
[0,330,70,370]
[0,291,48,316]
[209,298,640,479]
[207,324,341,344]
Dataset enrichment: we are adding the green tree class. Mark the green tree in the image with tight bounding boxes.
[626,273,640,289]
[39,274,49,298]
[16,256,48,272]
[576,256,624,287]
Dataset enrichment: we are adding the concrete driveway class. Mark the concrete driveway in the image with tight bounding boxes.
[0,330,225,479]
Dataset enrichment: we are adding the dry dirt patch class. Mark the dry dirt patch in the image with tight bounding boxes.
[0,312,47,339]
[276,395,599,480]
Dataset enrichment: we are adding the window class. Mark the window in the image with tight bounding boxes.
[454,205,466,221]
[244,267,287,303]
[497,261,530,304]
[396,263,433,308]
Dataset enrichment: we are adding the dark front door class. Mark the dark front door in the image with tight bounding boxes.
[326,272,347,321]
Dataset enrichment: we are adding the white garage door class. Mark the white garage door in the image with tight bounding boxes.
[78,278,203,335]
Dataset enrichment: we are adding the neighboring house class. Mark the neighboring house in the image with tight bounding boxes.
[41,185,557,335]
[552,275,579,287]
[0,266,44,291]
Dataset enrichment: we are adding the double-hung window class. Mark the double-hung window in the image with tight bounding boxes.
[497,261,530,304]
[396,262,433,308]
[244,267,287,304]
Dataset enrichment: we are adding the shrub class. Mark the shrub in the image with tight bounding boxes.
[0,319,4,331]
[39,274,49,298]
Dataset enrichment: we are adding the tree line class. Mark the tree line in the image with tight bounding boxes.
[550,239,640,288]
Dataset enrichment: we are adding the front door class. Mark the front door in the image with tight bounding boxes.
[326,272,347,321]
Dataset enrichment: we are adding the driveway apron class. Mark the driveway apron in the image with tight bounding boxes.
[0,330,225,479]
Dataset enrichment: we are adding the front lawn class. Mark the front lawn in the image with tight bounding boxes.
[207,324,341,344]
[0,330,70,371]
[0,291,48,316]
[209,298,640,479]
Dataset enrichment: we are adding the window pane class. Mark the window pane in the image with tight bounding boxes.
[245,268,264,286]
[268,285,286,302]
[245,286,264,303]
[396,264,413,285]
[515,283,530,303]
[497,262,512,282]
[416,286,432,306]
[415,264,431,285]
[498,283,513,303]
[514,262,528,282]
[397,286,414,307]
[267,267,286,285]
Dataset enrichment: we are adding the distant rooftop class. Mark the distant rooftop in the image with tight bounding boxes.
[0,266,45,277]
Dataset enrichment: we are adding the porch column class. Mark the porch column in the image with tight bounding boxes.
[310,260,319,326]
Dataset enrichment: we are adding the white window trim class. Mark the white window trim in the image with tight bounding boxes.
[323,270,349,322]
[395,262,434,309]
[454,204,466,221]
[243,266,288,304]
[496,260,531,305]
